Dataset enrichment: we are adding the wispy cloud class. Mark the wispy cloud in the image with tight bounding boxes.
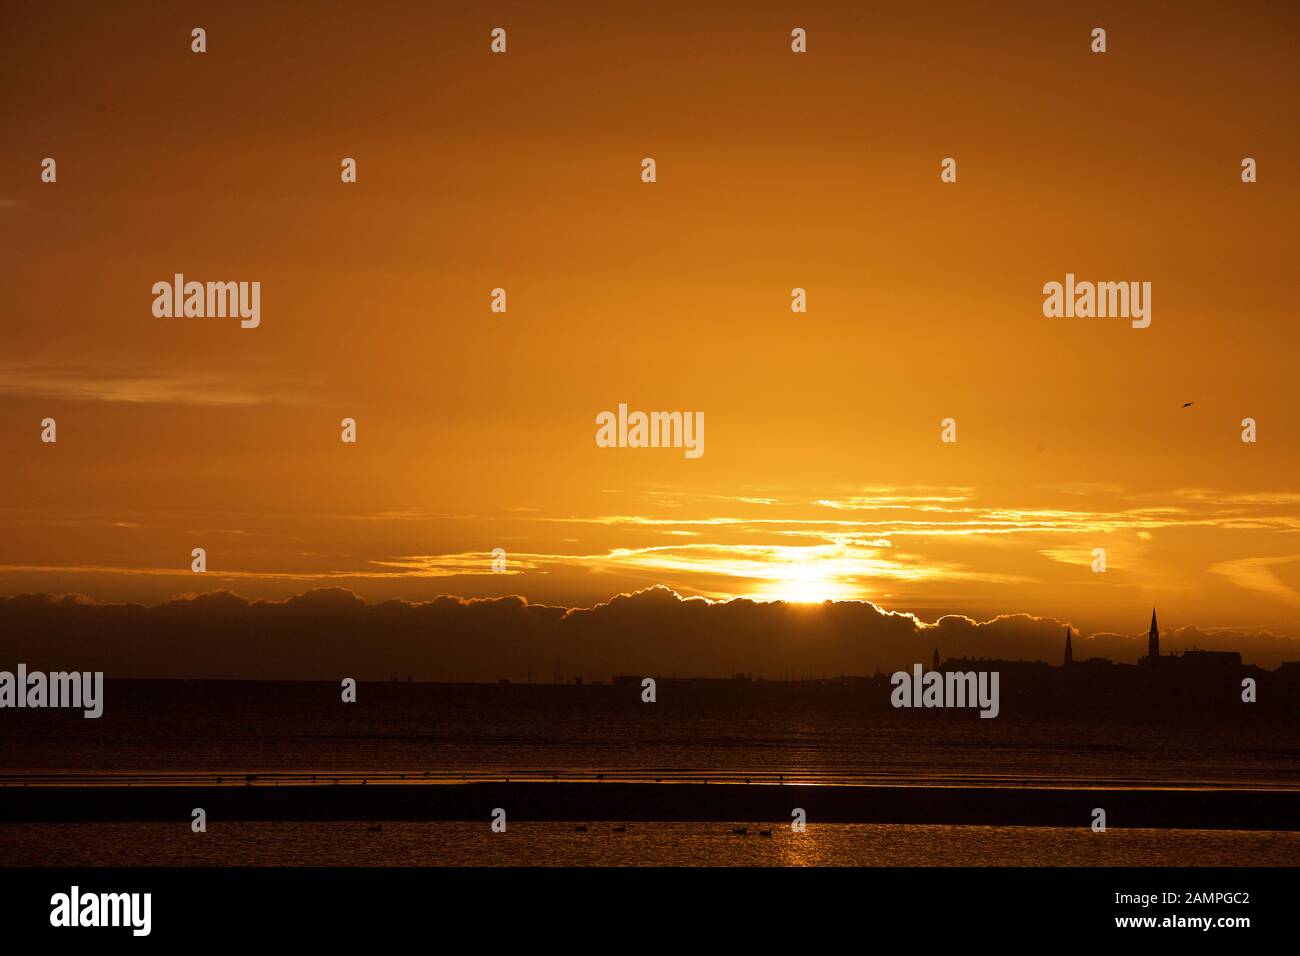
[1208,555,1300,606]
[7,485,1300,611]
[0,362,310,406]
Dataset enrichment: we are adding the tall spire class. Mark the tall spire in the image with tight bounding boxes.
[1064,626,1073,667]
[1147,607,1160,659]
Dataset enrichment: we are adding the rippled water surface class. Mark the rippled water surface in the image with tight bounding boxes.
[5,680,1298,788]
[3,821,1296,866]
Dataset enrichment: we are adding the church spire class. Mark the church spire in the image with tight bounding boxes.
[1147,607,1160,659]
[1064,626,1073,667]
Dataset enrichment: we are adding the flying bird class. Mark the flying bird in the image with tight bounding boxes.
[1182,402,1194,408]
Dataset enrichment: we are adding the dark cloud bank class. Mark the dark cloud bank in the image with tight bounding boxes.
[2,586,1296,681]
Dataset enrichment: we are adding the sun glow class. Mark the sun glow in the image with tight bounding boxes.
[746,564,859,604]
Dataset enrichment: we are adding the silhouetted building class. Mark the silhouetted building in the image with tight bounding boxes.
[1275,661,1300,691]
[1176,649,1242,672]
[600,607,1281,712]
[1141,607,1161,666]
[939,656,1053,679]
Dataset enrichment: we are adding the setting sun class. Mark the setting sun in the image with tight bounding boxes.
[748,566,858,604]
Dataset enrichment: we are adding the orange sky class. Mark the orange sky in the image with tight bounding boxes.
[2,1,1299,641]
